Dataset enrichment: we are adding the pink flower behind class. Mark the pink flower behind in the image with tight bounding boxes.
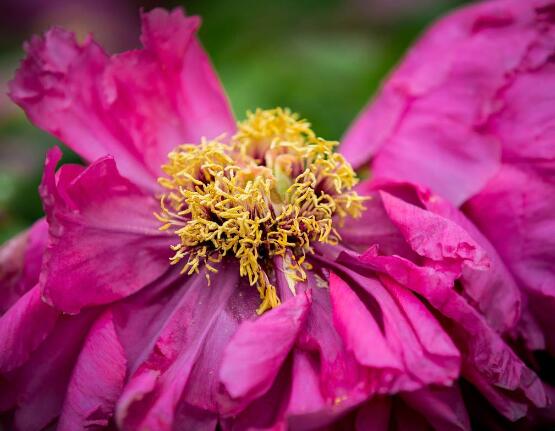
[343,0,555,357]
[0,4,551,431]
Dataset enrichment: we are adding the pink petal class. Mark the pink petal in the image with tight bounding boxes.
[329,272,401,371]
[0,218,48,313]
[296,287,369,407]
[336,187,417,258]
[220,291,310,406]
[373,181,522,333]
[116,264,242,431]
[330,269,460,392]
[379,191,487,267]
[0,285,58,373]
[465,165,555,352]
[58,310,126,431]
[39,148,173,313]
[353,251,547,420]
[341,0,553,205]
[9,8,234,191]
[0,310,98,431]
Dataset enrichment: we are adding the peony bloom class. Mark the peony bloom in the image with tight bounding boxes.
[0,4,551,431]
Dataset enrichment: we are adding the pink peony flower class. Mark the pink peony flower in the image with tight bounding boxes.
[0,4,551,431]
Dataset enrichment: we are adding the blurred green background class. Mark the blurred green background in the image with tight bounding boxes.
[0,0,470,243]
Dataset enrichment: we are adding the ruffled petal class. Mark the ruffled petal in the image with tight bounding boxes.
[362,181,522,333]
[115,263,243,431]
[58,310,126,431]
[9,8,234,191]
[39,148,172,313]
[329,269,460,393]
[220,291,310,409]
[294,286,369,410]
[341,0,555,205]
[349,251,547,420]
[329,272,401,371]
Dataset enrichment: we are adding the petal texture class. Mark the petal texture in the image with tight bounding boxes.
[9,8,235,191]
[58,310,126,431]
[342,0,555,205]
[39,148,172,313]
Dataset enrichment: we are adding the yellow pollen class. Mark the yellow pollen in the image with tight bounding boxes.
[156,108,366,314]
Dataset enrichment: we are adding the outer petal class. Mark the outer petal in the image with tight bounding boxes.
[341,0,555,205]
[58,310,126,431]
[0,310,98,431]
[351,252,546,420]
[0,285,58,373]
[9,8,235,191]
[0,218,48,313]
[402,385,471,431]
[39,148,172,313]
[465,165,555,353]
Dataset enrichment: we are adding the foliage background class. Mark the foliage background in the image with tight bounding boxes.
[0,0,470,243]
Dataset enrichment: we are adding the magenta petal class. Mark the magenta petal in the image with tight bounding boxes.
[0,285,58,374]
[329,272,401,371]
[330,268,460,393]
[116,265,241,431]
[379,191,487,267]
[58,310,126,430]
[39,148,172,313]
[371,180,522,333]
[465,165,555,352]
[355,252,546,420]
[220,291,310,404]
[402,385,470,431]
[0,218,48,313]
[9,8,234,191]
[296,287,369,407]
[341,0,553,205]
[0,310,97,431]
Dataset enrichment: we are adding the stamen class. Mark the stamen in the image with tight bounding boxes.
[157,108,366,314]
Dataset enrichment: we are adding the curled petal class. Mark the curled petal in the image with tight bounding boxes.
[349,251,546,420]
[116,264,242,431]
[39,148,172,313]
[9,8,234,191]
[220,291,311,407]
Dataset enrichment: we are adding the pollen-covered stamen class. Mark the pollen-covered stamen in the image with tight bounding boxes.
[157,108,366,314]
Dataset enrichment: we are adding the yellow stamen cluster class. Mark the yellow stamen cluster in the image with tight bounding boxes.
[157,108,366,314]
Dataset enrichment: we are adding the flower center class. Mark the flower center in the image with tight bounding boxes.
[157,108,366,314]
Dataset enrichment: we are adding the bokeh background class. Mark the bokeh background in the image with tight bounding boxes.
[0,0,471,243]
